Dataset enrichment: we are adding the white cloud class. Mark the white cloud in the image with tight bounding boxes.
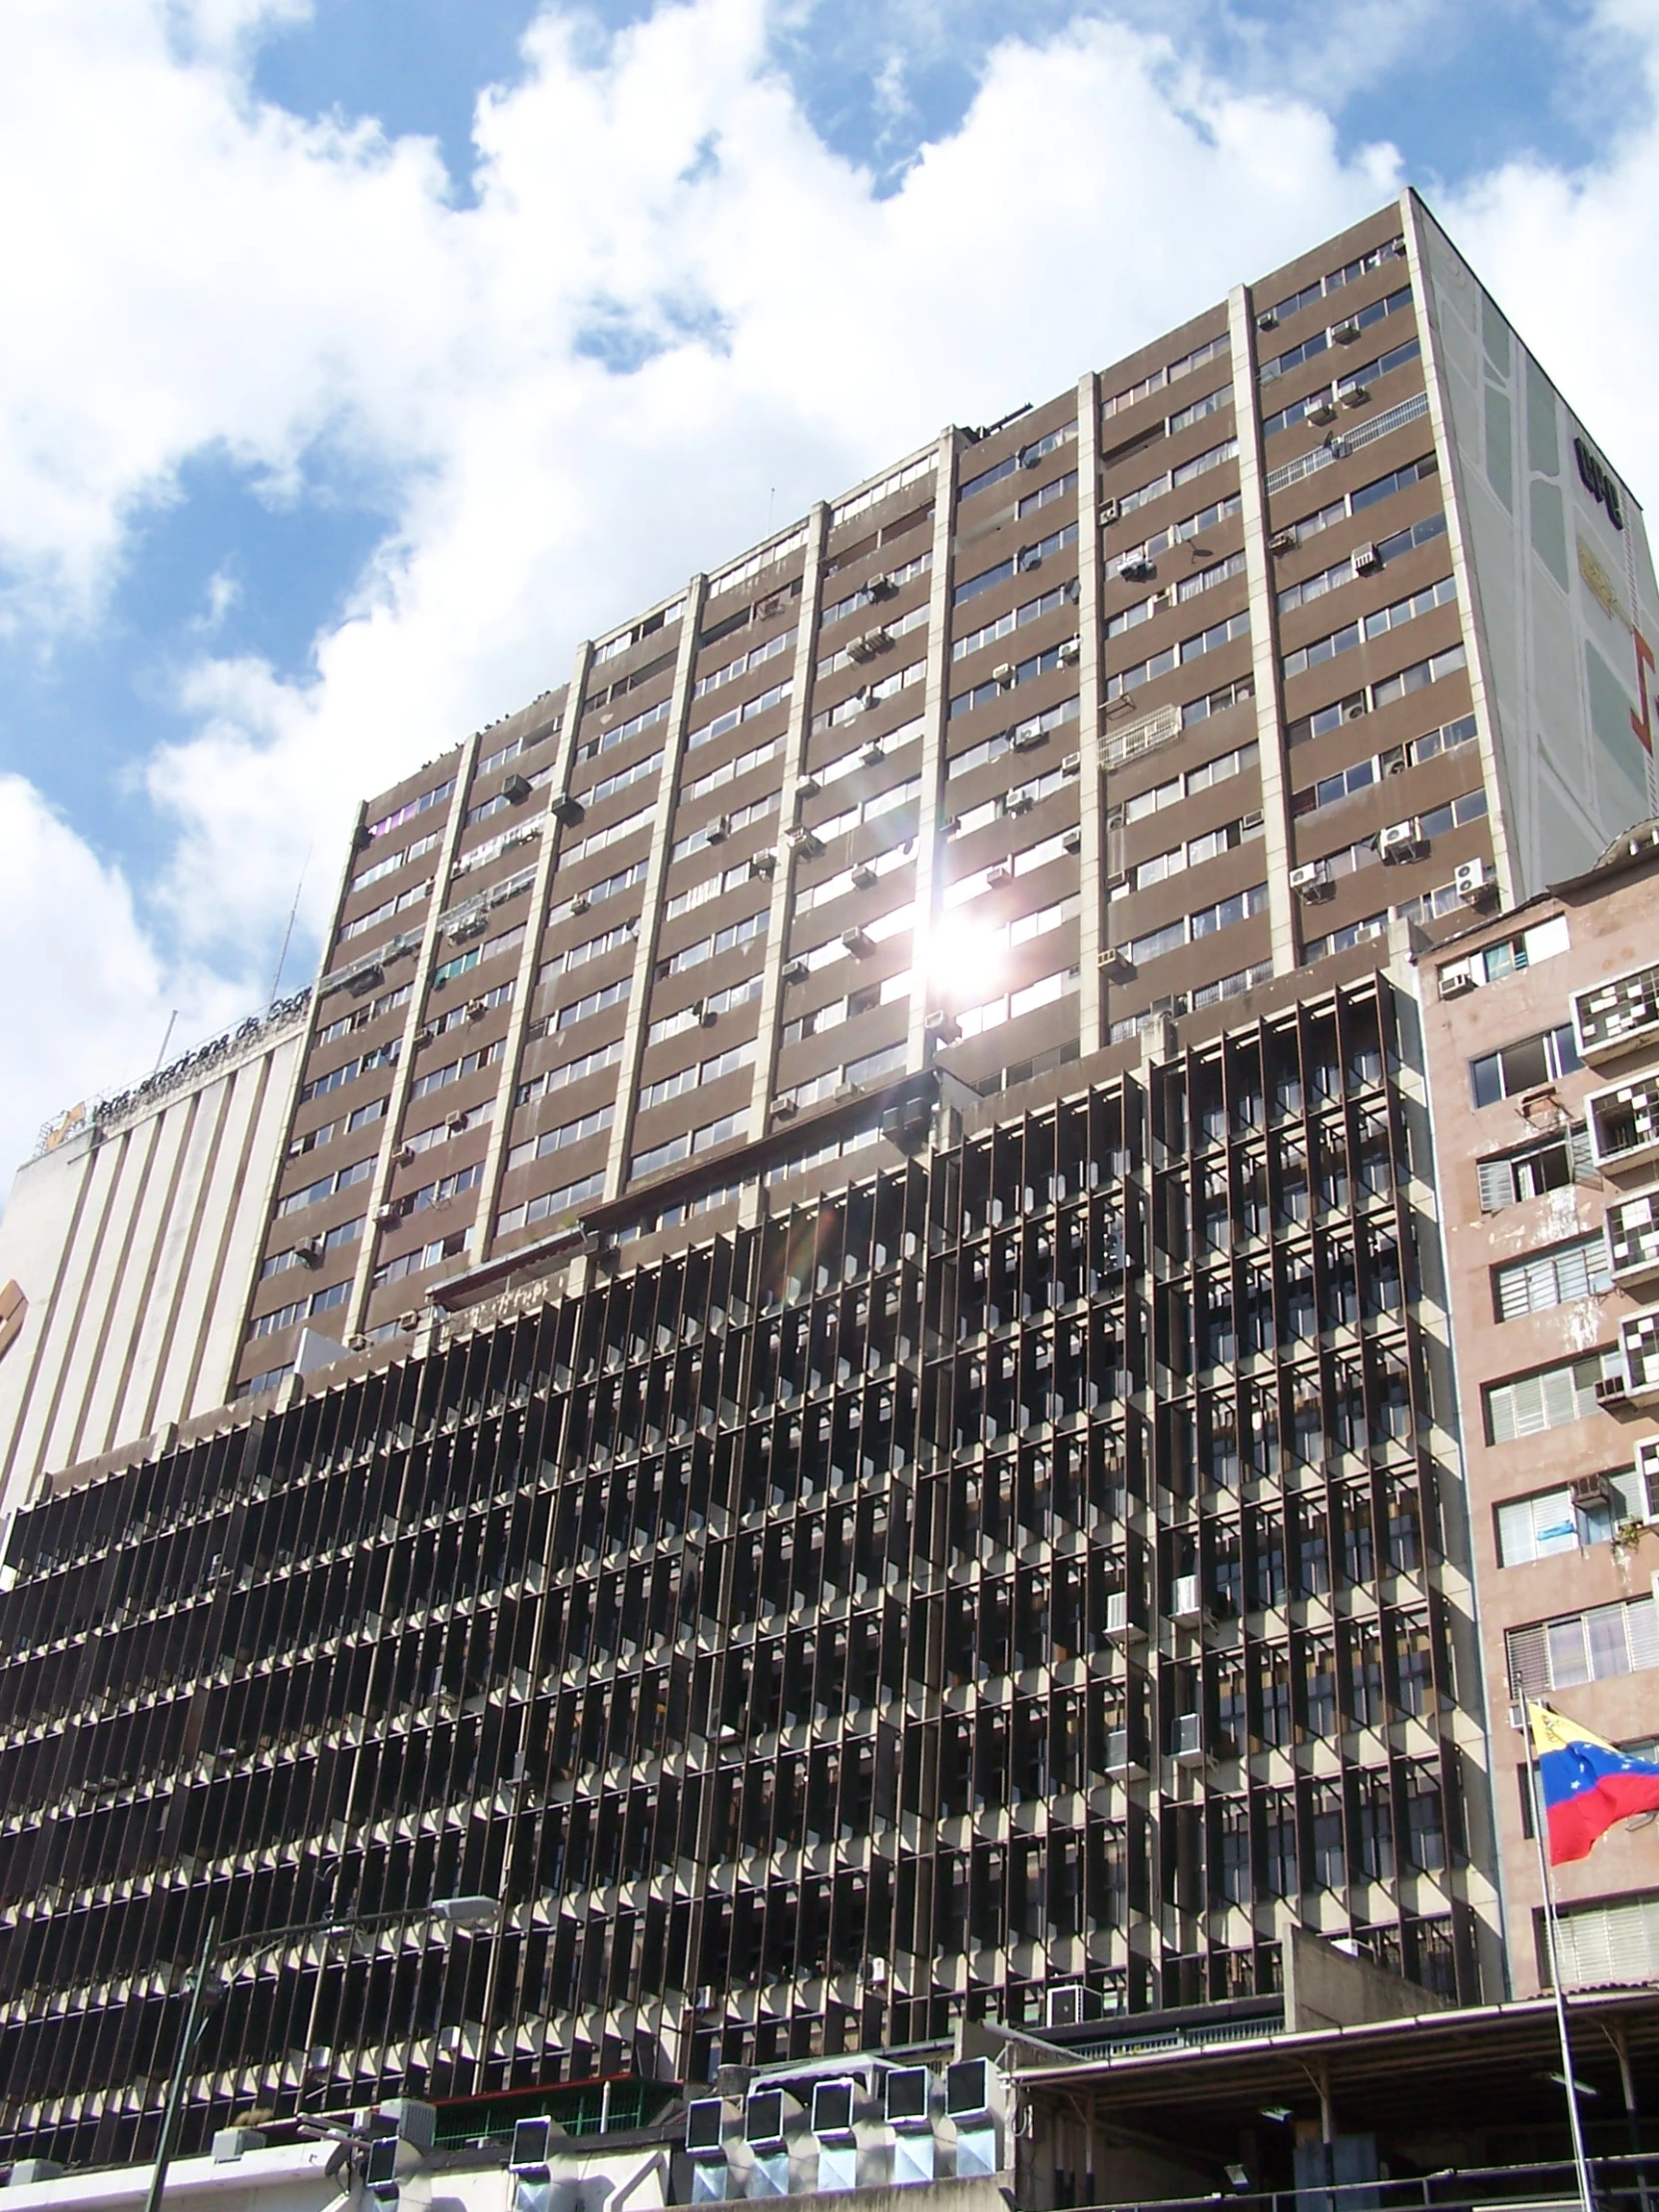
[1,0,1657,1194]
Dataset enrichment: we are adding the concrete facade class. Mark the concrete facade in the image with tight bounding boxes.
[1416,823,1659,1995]
[0,997,309,1522]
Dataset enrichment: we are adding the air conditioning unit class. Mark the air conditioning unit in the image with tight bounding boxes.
[864,1955,889,1986]
[1169,1573,1205,1624]
[861,742,885,767]
[446,1109,469,1133]
[413,1024,435,1046]
[849,627,891,662]
[1332,317,1362,343]
[1173,1712,1206,1767]
[1268,528,1297,554]
[1290,861,1333,901]
[772,1097,798,1122]
[1010,725,1046,752]
[1104,1588,1144,1642]
[1062,751,1081,777]
[295,1237,324,1267]
[790,828,825,858]
[374,1201,404,1226]
[796,773,822,800]
[1004,791,1034,817]
[1256,309,1280,331]
[867,573,898,600]
[1596,1370,1630,1407]
[1099,498,1121,525]
[1439,962,1476,998]
[1240,810,1264,831]
[1098,949,1134,980]
[1062,828,1083,854]
[1352,542,1382,576]
[992,662,1017,688]
[394,1144,415,1167]
[465,996,486,1019]
[697,1001,720,1027]
[1117,556,1156,584]
[1340,382,1371,409]
[1379,822,1425,862]
[1572,1472,1613,1508]
[924,1010,961,1043]
[850,862,878,889]
[1455,858,1492,904]
[550,794,585,829]
[859,688,881,714]
[1307,393,1339,425]
[1046,1985,1087,2029]
[985,864,1013,889]
[502,773,533,805]
[841,927,874,955]
[1057,637,1081,666]
[757,594,783,618]
[569,891,590,914]
[782,959,810,984]
[705,816,730,844]
[1104,1729,1143,1778]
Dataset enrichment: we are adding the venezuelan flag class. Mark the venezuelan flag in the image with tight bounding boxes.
[1531,1703,1659,1865]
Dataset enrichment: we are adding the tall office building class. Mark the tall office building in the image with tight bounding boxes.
[216,188,1655,1404]
[0,995,310,1522]
[0,191,1651,2171]
[1420,822,1659,1995]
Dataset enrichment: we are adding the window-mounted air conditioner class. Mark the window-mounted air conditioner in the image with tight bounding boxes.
[867,573,898,601]
[850,862,878,889]
[1098,498,1121,526]
[446,1109,469,1132]
[697,1001,720,1027]
[841,927,874,956]
[782,959,810,984]
[1046,1985,1086,2029]
[1307,393,1339,425]
[1117,556,1156,584]
[1290,861,1333,901]
[861,742,885,768]
[1340,382,1371,409]
[1455,859,1491,904]
[1004,791,1034,818]
[1062,751,1082,777]
[796,773,822,800]
[772,1097,798,1122]
[1009,725,1046,752]
[1256,309,1279,332]
[295,1237,324,1266]
[1169,1572,1205,1624]
[924,1010,961,1043]
[1057,637,1081,666]
[568,891,589,915]
[465,996,486,1020]
[705,816,730,844]
[1104,1588,1143,1642]
[1379,822,1424,862]
[985,864,1013,889]
[1332,317,1362,343]
[1268,528,1297,555]
[1352,542,1382,576]
[992,662,1017,688]
[750,850,777,879]
[502,773,532,805]
[550,794,585,829]
[1439,962,1476,998]
[1062,827,1083,854]
[1098,949,1134,980]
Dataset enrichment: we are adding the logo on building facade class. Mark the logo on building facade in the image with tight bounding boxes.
[1575,434,1625,529]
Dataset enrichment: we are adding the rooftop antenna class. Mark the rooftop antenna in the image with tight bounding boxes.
[269,851,310,1005]
[152,1011,179,1074]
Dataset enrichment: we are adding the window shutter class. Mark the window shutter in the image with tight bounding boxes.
[1479,1156,1517,1212]
[1539,1365,1579,1429]
[1505,1622,1548,1693]
[1629,1596,1659,1674]
[1570,1124,1596,1181]
[1487,1381,1519,1444]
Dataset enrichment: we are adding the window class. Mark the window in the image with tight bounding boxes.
[276,1156,374,1218]
[506,1104,614,1171]
[952,580,1075,663]
[515,1037,624,1108]
[497,1171,605,1236]
[1496,1472,1645,1566]
[557,977,630,1032]
[1280,575,1456,682]
[1470,1022,1581,1107]
[1477,1126,1595,1212]
[1105,609,1250,702]
[366,776,455,840]
[1493,1234,1611,1321]
[1276,512,1445,615]
[1484,1352,1617,1443]
[1505,1595,1659,1693]
[407,1039,504,1099]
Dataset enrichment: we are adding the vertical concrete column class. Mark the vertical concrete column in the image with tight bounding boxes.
[904,428,964,1071]
[1229,284,1299,978]
[344,734,480,1339]
[1398,189,1520,907]
[468,649,595,1265]
[600,575,711,1203]
[747,505,830,1142]
[1073,371,1106,1056]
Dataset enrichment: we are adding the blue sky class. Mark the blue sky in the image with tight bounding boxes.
[0,0,1656,1178]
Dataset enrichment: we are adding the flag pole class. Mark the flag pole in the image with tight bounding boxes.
[1524,1703,1598,2212]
